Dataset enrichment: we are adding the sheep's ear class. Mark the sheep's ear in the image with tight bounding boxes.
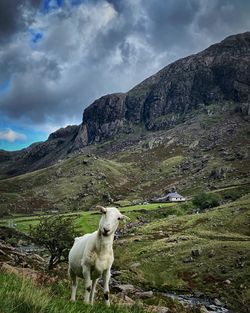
[96,205,107,214]
[120,214,130,221]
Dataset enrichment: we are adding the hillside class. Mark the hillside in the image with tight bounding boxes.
[0,194,249,312]
[0,32,250,178]
[0,100,249,215]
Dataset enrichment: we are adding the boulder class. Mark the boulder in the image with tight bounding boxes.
[113,284,136,293]
[191,249,202,257]
[135,291,154,299]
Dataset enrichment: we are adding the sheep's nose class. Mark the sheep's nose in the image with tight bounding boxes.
[103,227,110,234]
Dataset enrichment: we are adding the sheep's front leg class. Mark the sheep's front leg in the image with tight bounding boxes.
[103,269,111,306]
[90,278,98,305]
[83,267,92,304]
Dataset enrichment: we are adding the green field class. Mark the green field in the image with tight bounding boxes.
[0,202,179,233]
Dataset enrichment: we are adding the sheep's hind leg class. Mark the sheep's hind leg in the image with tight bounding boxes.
[69,270,78,301]
[103,269,111,306]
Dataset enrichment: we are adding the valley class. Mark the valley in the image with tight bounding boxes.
[0,32,250,313]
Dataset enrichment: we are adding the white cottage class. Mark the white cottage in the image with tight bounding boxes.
[165,191,186,202]
[154,190,186,202]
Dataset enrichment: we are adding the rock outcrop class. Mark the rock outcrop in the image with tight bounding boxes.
[75,32,250,147]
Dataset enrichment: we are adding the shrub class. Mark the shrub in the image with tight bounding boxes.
[192,192,221,210]
[30,215,78,270]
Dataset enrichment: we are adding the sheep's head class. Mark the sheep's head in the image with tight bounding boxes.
[97,206,128,237]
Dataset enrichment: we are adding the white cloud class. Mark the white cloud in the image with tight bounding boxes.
[0,129,27,142]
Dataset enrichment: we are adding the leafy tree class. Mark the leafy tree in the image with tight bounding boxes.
[30,215,78,270]
[192,192,221,210]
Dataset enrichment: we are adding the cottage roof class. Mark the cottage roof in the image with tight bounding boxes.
[166,192,185,198]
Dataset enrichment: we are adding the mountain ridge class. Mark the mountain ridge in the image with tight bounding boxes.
[0,31,250,177]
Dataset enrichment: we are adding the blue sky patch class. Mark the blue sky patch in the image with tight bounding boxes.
[0,80,11,95]
[0,119,48,151]
[42,0,63,14]
[31,31,43,43]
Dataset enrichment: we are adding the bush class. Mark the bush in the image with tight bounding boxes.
[30,215,78,270]
[192,192,221,210]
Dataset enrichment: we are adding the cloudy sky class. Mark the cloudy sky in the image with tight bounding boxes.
[0,0,250,151]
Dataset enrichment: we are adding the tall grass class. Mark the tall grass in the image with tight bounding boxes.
[0,272,145,313]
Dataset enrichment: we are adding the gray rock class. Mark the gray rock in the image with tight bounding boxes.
[114,284,136,293]
[123,295,135,305]
[102,192,114,203]
[111,270,122,277]
[191,249,202,257]
[183,256,194,263]
[156,307,169,313]
[209,168,227,180]
[130,262,141,269]
[200,305,210,313]
[135,291,154,298]
[208,250,216,258]
[214,298,224,306]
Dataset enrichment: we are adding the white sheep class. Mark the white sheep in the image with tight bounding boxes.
[68,205,128,306]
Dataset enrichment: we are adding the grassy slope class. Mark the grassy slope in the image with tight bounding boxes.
[113,195,250,312]
[0,103,250,216]
[0,272,146,313]
[0,154,134,214]
[1,196,249,311]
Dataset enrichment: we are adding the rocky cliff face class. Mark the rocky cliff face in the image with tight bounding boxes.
[74,93,127,147]
[74,32,250,147]
[1,32,250,177]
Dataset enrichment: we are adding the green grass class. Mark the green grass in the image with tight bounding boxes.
[0,202,179,233]
[114,195,250,312]
[1,196,250,312]
[0,272,146,313]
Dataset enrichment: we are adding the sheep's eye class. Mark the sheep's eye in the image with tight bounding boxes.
[117,217,121,220]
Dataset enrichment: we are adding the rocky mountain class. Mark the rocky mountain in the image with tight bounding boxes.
[75,31,250,146]
[0,32,250,178]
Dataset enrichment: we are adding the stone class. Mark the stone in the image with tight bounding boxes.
[123,295,135,305]
[130,262,141,269]
[102,192,114,203]
[208,250,216,258]
[114,284,136,293]
[135,291,154,298]
[191,249,202,257]
[112,270,122,277]
[200,305,210,313]
[224,279,231,285]
[209,168,227,180]
[156,307,169,313]
[214,298,223,306]
[183,256,194,263]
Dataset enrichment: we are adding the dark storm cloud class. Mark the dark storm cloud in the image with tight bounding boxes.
[0,0,250,131]
[0,0,42,42]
